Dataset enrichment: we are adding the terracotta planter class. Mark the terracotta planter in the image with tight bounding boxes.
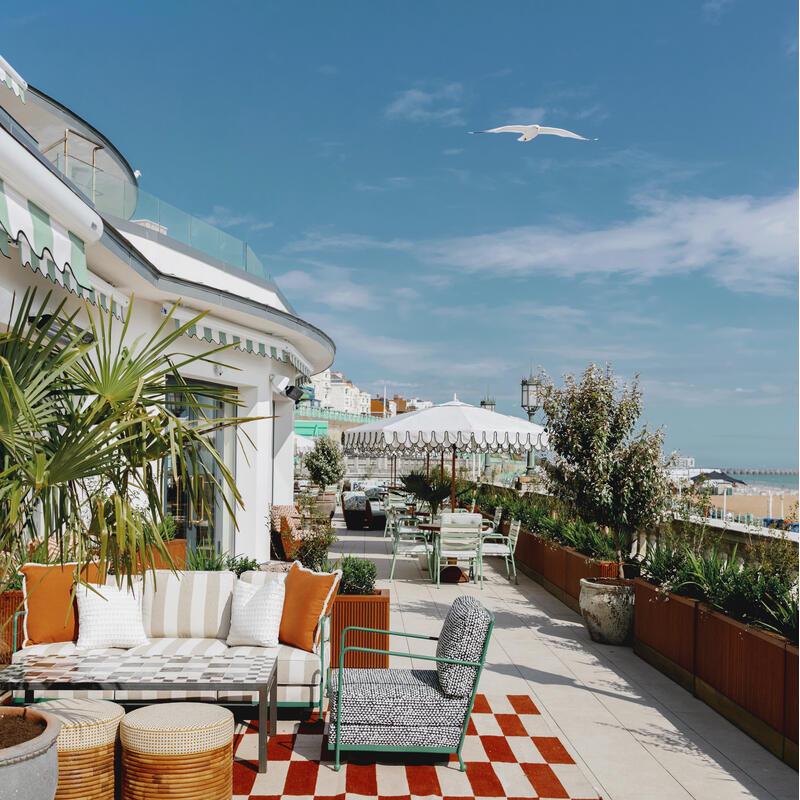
[633,579,699,691]
[316,491,337,519]
[330,590,390,668]
[564,548,617,600]
[0,706,62,800]
[0,590,24,665]
[786,644,798,741]
[579,578,634,645]
[695,605,787,741]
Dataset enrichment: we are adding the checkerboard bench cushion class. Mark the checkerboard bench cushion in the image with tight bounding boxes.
[12,638,325,704]
[328,668,470,727]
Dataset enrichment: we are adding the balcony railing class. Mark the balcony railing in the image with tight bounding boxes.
[53,155,270,281]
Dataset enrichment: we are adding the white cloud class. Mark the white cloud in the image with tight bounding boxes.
[506,106,547,123]
[283,231,413,254]
[384,83,464,125]
[201,205,273,232]
[702,0,735,22]
[424,191,798,294]
[355,177,413,192]
[275,263,375,310]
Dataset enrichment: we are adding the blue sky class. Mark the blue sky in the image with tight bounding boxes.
[5,1,798,467]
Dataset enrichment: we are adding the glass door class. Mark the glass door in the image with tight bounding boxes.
[163,378,237,555]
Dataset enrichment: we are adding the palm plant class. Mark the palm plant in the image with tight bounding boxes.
[0,289,253,595]
[400,469,451,517]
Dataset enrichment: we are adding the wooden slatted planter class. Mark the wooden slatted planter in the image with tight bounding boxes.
[633,579,699,693]
[330,590,390,669]
[633,578,796,768]
[0,590,24,664]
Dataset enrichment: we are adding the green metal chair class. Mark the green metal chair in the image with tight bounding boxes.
[433,512,484,589]
[482,519,521,583]
[328,596,494,772]
[389,517,431,579]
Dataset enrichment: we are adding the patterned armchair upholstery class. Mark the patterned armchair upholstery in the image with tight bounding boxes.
[328,595,493,771]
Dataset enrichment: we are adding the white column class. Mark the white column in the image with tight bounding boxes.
[234,382,272,563]
[272,395,295,506]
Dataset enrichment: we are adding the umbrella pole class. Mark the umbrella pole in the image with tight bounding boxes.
[451,445,456,510]
[440,451,444,476]
[426,453,430,480]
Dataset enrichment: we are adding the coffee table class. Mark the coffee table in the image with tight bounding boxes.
[0,651,278,772]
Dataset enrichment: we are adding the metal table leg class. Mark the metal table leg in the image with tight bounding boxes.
[258,685,268,773]
[269,671,277,736]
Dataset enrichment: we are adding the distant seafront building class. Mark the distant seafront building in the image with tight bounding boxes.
[0,55,335,561]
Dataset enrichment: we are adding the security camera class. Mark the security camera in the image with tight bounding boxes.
[272,375,304,403]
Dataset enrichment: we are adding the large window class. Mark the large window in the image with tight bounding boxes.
[163,378,237,554]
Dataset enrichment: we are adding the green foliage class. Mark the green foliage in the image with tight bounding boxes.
[293,519,338,572]
[0,289,248,594]
[185,545,229,571]
[304,437,345,487]
[226,554,261,577]
[538,364,672,577]
[337,555,377,595]
[400,469,451,517]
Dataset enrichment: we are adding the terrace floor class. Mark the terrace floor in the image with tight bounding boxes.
[329,513,797,800]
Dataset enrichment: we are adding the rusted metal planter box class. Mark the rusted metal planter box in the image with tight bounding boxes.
[785,645,798,768]
[330,590,390,669]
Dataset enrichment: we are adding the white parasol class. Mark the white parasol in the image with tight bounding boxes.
[342,397,547,506]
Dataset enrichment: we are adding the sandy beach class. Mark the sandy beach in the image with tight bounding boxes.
[708,491,799,520]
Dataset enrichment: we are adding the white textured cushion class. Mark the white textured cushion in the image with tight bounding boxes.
[142,570,236,639]
[76,582,147,650]
[226,579,285,647]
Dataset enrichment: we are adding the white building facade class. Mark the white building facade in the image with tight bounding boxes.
[0,56,334,562]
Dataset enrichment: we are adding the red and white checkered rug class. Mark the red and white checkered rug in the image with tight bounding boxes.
[232,694,602,799]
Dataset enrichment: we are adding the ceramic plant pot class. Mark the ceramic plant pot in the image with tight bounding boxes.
[579,578,634,645]
[0,706,62,800]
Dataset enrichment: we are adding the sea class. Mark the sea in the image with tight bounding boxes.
[727,472,799,492]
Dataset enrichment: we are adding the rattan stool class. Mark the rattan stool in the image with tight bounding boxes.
[37,698,124,800]
[120,702,234,800]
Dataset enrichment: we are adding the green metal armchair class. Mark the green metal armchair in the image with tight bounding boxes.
[327,595,494,771]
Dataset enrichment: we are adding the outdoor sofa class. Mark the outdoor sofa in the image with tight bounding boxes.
[12,568,330,712]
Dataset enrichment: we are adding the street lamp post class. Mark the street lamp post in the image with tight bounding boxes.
[520,373,543,477]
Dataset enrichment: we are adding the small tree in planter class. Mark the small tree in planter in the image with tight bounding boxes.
[539,363,672,578]
[304,437,345,488]
[539,364,672,644]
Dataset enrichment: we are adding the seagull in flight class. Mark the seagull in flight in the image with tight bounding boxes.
[469,124,596,142]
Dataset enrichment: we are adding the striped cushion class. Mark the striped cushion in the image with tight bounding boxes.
[239,570,289,586]
[142,571,236,639]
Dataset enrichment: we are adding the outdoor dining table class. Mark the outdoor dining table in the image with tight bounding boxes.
[416,522,493,583]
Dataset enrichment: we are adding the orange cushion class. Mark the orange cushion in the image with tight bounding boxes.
[20,562,103,646]
[279,562,340,653]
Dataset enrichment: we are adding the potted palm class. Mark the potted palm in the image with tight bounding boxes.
[539,364,672,645]
[0,291,248,796]
[304,438,345,518]
[400,470,451,518]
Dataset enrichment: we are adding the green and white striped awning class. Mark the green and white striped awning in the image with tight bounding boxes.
[169,309,312,379]
[0,55,26,103]
[0,177,90,290]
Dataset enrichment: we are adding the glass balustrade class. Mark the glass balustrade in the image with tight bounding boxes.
[54,155,270,281]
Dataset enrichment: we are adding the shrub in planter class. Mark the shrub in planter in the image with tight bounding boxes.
[330,556,389,668]
[304,437,345,489]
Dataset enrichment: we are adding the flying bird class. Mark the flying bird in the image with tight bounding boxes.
[469,124,596,142]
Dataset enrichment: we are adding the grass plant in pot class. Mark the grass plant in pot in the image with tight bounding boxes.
[330,556,389,668]
[0,291,249,795]
[304,437,345,518]
[539,364,672,645]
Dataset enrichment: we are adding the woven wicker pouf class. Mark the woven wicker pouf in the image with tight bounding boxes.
[120,702,234,800]
[37,698,125,800]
